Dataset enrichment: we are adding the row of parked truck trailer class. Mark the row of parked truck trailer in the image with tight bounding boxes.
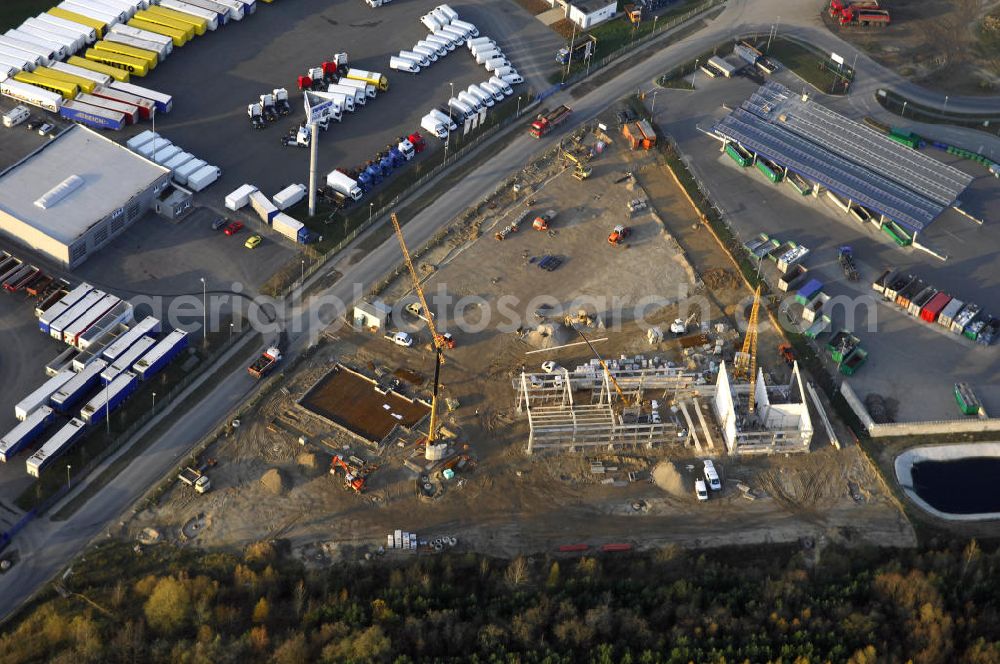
[2,301,189,476]
[0,0,262,130]
[125,129,221,190]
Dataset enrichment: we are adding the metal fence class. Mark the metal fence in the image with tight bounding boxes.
[558,0,726,89]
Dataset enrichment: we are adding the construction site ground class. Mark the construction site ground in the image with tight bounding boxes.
[822,0,1000,95]
[127,110,915,560]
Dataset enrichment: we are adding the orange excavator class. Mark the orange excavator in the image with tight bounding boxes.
[330,454,370,493]
[608,224,630,246]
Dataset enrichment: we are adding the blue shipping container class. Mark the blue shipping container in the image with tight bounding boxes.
[82,371,138,426]
[796,279,823,303]
[59,101,126,131]
[132,329,188,380]
[0,406,54,463]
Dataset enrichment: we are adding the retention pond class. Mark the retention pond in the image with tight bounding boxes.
[895,443,1000,520]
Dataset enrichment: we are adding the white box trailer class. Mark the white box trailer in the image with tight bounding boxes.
[272,183,306,210]
[38,282,92,331]
[5,29,67,61]
[79,0,131,22]
[173,158,207,185]
[327,83,365,106]
[104,30,169,60]
[62,293,121,346]
[17,23,81,54]
[158,0,220,31]
[15,369,76,421]
[50,60,113,86]
[210,0,245,20]
[49,291,106,341]
[26,18,88,51]
[186,164,220,191]
[102,316,160,361]
[59,1,122,26]
[0,59,22,79]
[162,151,193,171]
[421,114,447,139]
[0,406,54,463]
[149,144,181,164]
[326,170,362,200]
[225,183,258,210]
[126,129,159,150]
[0,37,54,66]
[77,301,132,350]
[272,212,305,243]
[26,418,86,477]
[173,0,233,24]
[249,189,278,222]
[136,138,174,160]
[0,44,45,69]
[36,13,98,45]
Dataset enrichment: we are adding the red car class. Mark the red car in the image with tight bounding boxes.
[224,221,244,236]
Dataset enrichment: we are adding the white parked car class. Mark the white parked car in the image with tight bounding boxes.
[695,479,708,501]
[541,361,563,374]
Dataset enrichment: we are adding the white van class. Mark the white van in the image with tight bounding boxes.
[412,44,439,62]
[448,97,473,119]
[501,71,525,85]
[420,13,443,31]
[450,20,478,37]
[429,108,457,130]
[470,42,499,58]
[467,36,494,50]
[427,34,455,52]
[440,25,470,41]
[432,29,461,48]
[480,80,506,101]
[430,8,452,25]
[2,105,29,128]
[389,56,419,73]
[489,76,513,95]
[466,84,494,107]
[484,57,511,73]
[695,479,708,501]
[435,4,459,22]
[474,48,500,65]
[417,39,446,57]
[457,91,483,112]
[398,50,430,68]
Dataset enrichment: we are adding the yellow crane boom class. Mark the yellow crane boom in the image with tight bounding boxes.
[733,286,760,412]
[575,326,629,405]
[390,213,447,449]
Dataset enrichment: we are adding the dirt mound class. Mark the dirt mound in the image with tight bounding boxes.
[260,468,287,495]
[524,322,574,349]
[652,461,687,498]
[297,452,318,469]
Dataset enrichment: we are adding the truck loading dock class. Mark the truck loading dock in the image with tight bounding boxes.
[298,364,430,445]
[0,125,171,268]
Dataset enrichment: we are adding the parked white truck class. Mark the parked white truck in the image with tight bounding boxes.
[326,170,363,200]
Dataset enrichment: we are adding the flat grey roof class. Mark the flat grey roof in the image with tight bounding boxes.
[713,82,974,234]
[0,125,169,245]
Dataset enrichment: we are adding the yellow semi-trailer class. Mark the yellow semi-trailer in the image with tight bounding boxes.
[31,66,98,94]
[144,5,207,36]
[67,54,129,82]
[134,10,195,40]
[13,71,79,100]
[127,17,189,47]
[94,39,158,68]
[47,8,106,39]
[84,47,149,77]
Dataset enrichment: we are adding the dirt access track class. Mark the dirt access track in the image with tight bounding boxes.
[824,0,1000,95]
[126,112,915,560]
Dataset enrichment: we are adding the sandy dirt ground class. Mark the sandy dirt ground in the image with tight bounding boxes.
[823,0,1000,95]
[127,109,915,561]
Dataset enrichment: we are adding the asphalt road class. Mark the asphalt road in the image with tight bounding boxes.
[3,0,1000,624]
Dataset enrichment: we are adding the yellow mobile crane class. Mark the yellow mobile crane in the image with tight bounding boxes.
[574,326,632,405]
[390,213,453,460]
[560,146,593,181]
[733,286,761,412]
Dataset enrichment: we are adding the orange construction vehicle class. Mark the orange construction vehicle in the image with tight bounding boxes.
[532,210,557,231]
[330,454,372,493]
[608,224,630,246]
[624,3,642,24]
[778,343,796,366]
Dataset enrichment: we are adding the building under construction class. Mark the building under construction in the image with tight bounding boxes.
[712,361,813,455]
[515,355,813,455]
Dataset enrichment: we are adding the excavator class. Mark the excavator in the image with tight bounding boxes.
[330,454,371,493]
[390,213,452,460]
[560,147,593,181]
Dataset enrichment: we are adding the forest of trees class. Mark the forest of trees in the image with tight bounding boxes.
[2,538,1000,663]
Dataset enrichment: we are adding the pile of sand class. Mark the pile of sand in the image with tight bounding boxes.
[652,461,687,498]
[297,452,318,469]
[524,322,574,349]
[260,468,286,495]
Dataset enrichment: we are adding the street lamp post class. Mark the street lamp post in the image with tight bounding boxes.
[369,201,374,223]
[650,90,659,120]
[691,59,699,88]
[152,392,156,413]
[229,322,234,343]
[943,95,949,115]
[301,259,305,285]
[516,95,522,117]
[67,464,71,489]
[200,277,207,341]
[653,15,659,34]
[902,100,908,117]
[446,82,454,161]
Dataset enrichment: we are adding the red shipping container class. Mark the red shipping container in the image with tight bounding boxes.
[921,292,951,323]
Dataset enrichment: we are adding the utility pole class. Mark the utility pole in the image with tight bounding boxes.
[563,22,578,84]
[307,121,319,216]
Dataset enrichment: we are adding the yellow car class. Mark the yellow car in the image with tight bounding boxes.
[244,234,262,249]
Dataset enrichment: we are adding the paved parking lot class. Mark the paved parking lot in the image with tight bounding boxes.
[653,71,1000,422]
[112,0,561,207]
